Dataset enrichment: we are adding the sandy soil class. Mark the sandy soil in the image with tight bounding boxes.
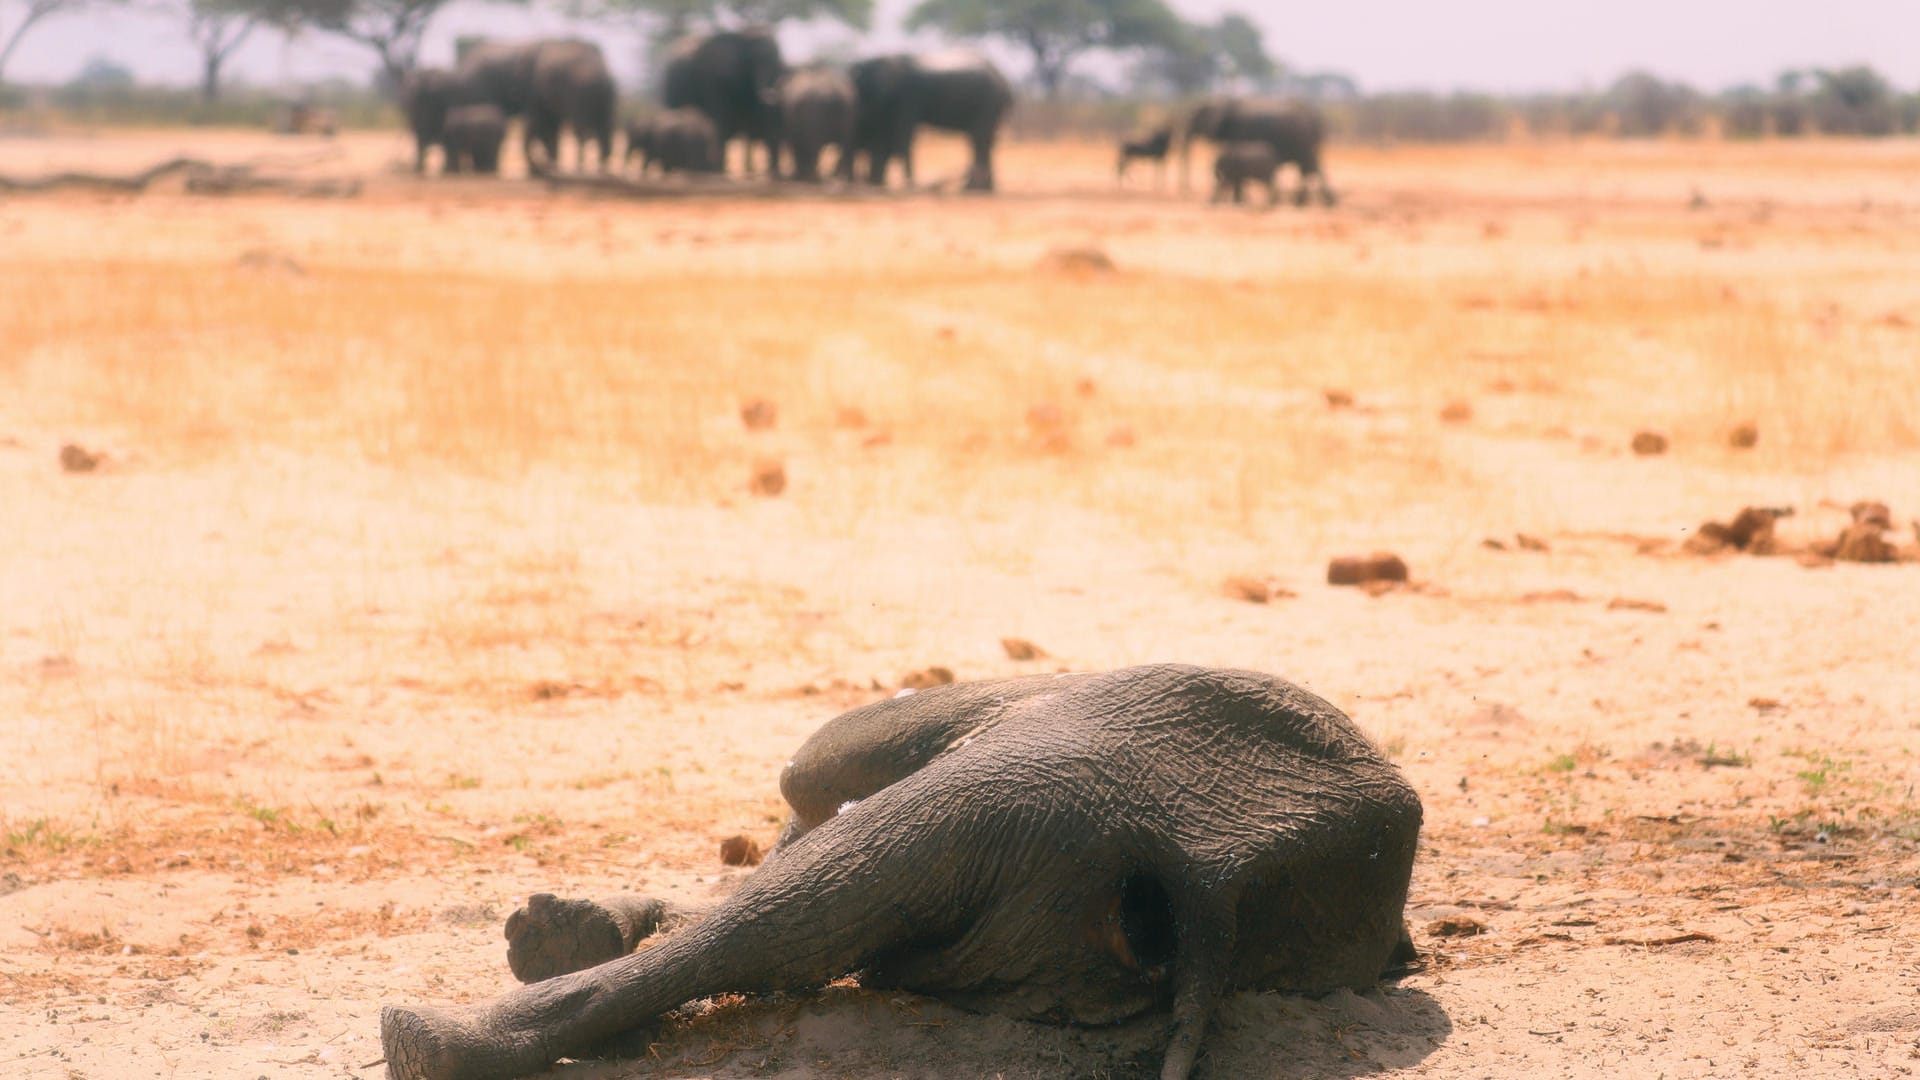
[1,130,1918,1080]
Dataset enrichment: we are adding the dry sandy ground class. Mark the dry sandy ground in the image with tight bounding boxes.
[2,130,1918,1080]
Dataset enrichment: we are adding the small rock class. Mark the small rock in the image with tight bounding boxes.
[1438,401,1473,423]
[1426,915,1485,938]
[1038,245,1115,275]
[1000,638,1047,661]
[1607,597,1667,613]
[719,835,762,867]
[59,443,100,473]
[1631,431,1668,456]
[739,398,777,431]
[748,459,786,497]
[1728,422,1758,449]
[1324,389,1355,409]
[1327,552,1409,587]
[1481,538,1508,551]
[1747,697,1781,711]
[900,667,955,691]
[1514,533,1549,552]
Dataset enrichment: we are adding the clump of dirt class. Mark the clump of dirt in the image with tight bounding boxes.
[59,443,102,473]
[1631,430,1669,455]
[1037,245,1116,275]
[1438,400,1473,423]
[1608,597,1668,613]
[1426,915,1485,938]
[739,398,777,431]
[1806,501,1907,564]
[1729,421,1759,448]
[1220,576,1294,604]
[1484,533,1549,552]
[1324,389,1355,409]
[748,458,786,497]
[900,667,955,691]
[719,835,763,867]
[1684,506,1792,555]
[1000,638,1047,661]
[1327,553,1409,587]
[235,248,306,276]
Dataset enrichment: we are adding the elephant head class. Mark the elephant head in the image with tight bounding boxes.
[1179,96,1239,193]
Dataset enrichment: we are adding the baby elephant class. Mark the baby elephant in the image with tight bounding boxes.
[441,104,506,175]
[380,665,1422,1080]
[1212,140,1282,206]
[625,108,722,176]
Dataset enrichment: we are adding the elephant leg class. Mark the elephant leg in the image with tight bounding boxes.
[966,130,995,192]
[382,803,978,1080]
[503,892,703,983]
[414,136,429,175]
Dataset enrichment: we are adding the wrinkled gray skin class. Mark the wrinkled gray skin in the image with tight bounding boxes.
[456,39,616,174]
[1117,122,1174,185]
[440,104,507,175]
[850,49,1013,192]
[662,29,785,177]
[623,108,723,176]
[1211,141,1281,206]
[400,68,482,174]
[777,66,856,183]
[1181,96,1335,207]
[379,664,1422,1080]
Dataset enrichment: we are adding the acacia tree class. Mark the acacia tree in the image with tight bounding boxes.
[907,0,1182,99]
[1133,10,1275,97]
[571,0,870,34]
[2,0,119,86]
[181,0,267,100]
[281,0,461,91]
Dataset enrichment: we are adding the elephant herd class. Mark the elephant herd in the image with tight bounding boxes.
[400,30,1338,204]
[401,30,1013,192]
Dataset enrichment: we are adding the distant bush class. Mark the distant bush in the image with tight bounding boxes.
[1,81,400,130]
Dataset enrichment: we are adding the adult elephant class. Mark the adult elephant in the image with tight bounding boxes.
[850,49,1012,192]
[400,67,482,174]
[378,664,1423,1080]
[777,66,856,182]
[662,29,785,176]
[455,39,616,173]
[1180,96,1335,206]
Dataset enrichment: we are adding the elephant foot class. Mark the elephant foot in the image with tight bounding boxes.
[381,1003,536,1080]
[505,893,677,983]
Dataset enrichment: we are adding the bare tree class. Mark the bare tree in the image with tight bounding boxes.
[2,0,116,86]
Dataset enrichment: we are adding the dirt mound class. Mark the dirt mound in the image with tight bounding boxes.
[1684,506,1791,555]
[900,666,955,691]
[1037,245,1116,275]
[719,835,763,867]
[1631,430,1669,455]
[748,458,786,497]
[739,398,777,431]
[1328,552,1410,587]
[58,443,101,473]
[1728,421,1759,448]
[999,638,1047,661]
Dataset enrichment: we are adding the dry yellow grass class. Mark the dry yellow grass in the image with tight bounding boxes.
[1,132,1918,1079]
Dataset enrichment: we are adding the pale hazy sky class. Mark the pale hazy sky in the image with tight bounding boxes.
[11,0,1919,94]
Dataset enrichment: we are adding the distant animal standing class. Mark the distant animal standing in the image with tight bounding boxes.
[455,38,617,174]
[1181,96,1336,206]
[379,664,1422,1080]
[849,50,1013,192]
[663,29,786,177]
[624,108,723,176]
[1117,123,1173,186]
[439,105,507,175]
[777,66,857,183]
[1212,141,1282,206]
